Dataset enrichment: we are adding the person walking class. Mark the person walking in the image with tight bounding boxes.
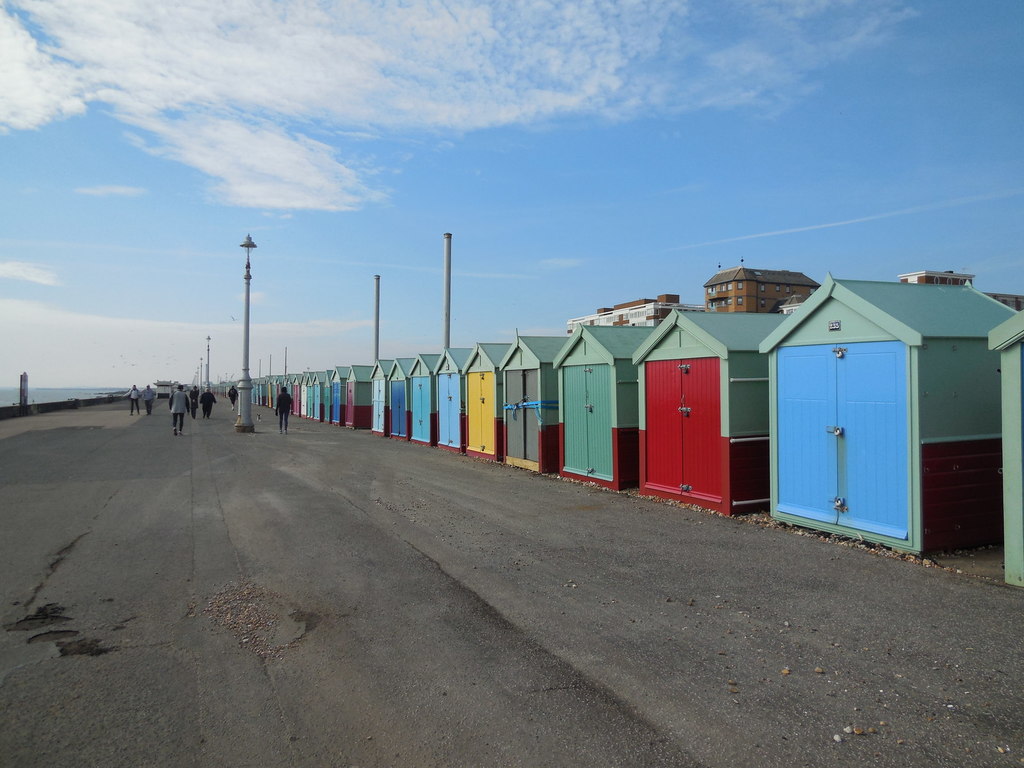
[127,385,141,415]
[189,385,200,419]
[169,384,190,436]
[199,388,217,418]
[276,386,293,434]
[228,386,238,410]
[142,385,156,415]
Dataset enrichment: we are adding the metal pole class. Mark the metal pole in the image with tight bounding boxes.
[442,233,451,349]
[206,336,211,389]
[373,274,381,361]
[235,234,256,432]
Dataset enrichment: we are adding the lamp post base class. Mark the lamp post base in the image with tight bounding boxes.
[234,423,255,433]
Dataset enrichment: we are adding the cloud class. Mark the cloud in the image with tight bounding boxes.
[74,185,146,197]
[0,261,59,285]
[1,1,913,210]
[0,298,372,386]
[669,188,1024,251]
[538,258,584,270]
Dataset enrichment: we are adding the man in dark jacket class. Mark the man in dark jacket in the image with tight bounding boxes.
[189,386,200,419]
[199,388,217,418]
[276,387,293,434]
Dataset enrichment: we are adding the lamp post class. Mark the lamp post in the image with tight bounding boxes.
[206,336,211,390]
[235,234,257,432]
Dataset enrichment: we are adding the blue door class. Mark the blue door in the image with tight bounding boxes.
[777,341,907,539]
[411,376,432,443]
[390,381,407,437]
[331,382,341,423]
[437,373,461,448]
[372,379,386,432]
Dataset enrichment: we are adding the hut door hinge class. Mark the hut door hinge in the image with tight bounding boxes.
[833,497,848,513]
[833,346,847,359]
[680,484,693,492]
[678,364,691,373]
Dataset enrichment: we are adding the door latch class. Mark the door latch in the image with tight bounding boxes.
[833,347,847,359]
[681,484,693,492]
[832,496,848,513]
[678,407,692,416]
[585,404,594,412]
[678,364,691,373]
[826,425,844,436]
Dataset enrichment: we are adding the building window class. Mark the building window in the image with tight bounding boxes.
[737,297,744,305]
[786,286,791,293]
[736,281,743,289]
[726,282,732,290]
[760,299,766,307]
[726,297,732,306]
[775,285,781,292]
[759,284,765,292]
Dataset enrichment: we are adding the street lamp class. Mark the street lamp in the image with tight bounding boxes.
[206,336,211,390]
[235,233,257,432]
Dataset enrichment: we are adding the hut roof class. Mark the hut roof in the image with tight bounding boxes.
[554,325,651,368]
[990,310,1024,351]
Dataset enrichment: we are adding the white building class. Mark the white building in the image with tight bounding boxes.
[566,294,704,334]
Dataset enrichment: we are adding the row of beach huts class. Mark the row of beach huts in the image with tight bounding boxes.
[236,276,1024,587]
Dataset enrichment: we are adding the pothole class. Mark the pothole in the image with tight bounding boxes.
[203,582,320,660]
[5,604,72,632]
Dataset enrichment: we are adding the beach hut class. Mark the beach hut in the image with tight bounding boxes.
[499,336,566,473]
[290,374,302,417]
[433,348,473,453]
[553,326,651,490]
[387,358,416,440]
[759,276,1013,554]
[632,312,784,513]
[371,360,393,436]
[990,311,1024,586]
[409,354,441,446]
[300,371,315,419]
[345,365,374,429]
[463,343,512,461]
[330,367,348,424]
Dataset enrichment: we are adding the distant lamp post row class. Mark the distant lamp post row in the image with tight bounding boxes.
[235,234,257,433]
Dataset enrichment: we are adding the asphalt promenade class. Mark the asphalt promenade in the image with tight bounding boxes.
[0,401,1021,767]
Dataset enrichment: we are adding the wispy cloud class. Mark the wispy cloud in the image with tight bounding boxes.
[1,1,913,211]
[669,189,1024,251]
[75,185,146,197]
[0,261,59,285]
[538,258,584,270]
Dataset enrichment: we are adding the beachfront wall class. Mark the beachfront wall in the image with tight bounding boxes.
[387,358,415,440]
[554,326,651,491]
[409,354,440,446]
[760,276,1013,554]
[464,343,511,462]
[433,348,473,454]
[633,312,784,515]
[345,365,374,429]
[371,360,393,436]
[499,336,566,474]
[990,311,1024,587]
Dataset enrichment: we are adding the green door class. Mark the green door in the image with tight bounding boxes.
[563,365,613,481]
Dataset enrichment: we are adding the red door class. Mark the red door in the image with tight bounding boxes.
[644,360,684,494]
[643,358,721,500]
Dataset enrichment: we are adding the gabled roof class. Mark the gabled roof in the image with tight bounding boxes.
[464,343,512,371]
[411,353,441,376]
[432,347,473,375]
[346,364,373,382]
[990,310,1024,351]
[760,276,1015,352]
[633,310,785,363]
[387,357,416,380]
[370,359,394,379]
[499,335,568,370]
[704,266,819,289]
[554,325,651,368]
[331,366,350,381]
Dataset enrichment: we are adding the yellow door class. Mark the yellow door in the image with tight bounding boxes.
[467,371,494,455]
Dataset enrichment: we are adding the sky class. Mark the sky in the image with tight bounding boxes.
[1,0,1021,388]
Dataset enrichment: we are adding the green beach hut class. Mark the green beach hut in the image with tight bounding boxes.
[990,310,1024,586]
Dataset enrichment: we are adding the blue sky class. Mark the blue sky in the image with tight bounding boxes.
[1,0,1021,387]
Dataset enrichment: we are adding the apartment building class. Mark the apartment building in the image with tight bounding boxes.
[566,294,704,333]
[703,267,820,313]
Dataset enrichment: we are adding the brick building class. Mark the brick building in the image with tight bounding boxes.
[703,267,820,313]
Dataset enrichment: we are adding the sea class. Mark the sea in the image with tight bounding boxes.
[0,387,126,406]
